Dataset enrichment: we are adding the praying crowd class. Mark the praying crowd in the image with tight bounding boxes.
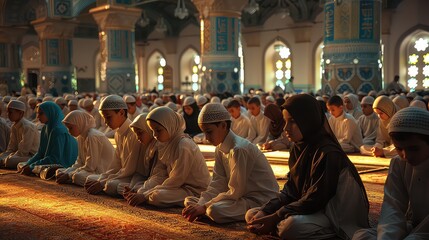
[0,86,428,239]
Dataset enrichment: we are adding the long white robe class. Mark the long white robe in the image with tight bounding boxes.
[137,137,210,207]
[249,111,270,144]
[357,112,379,146]
[88,118,141,196]
[328,111,363,153]
[57,128,115,186]
[185,131,279,223]
[1,117,39,168]
[353,157,429,239]
[231,114,255,140]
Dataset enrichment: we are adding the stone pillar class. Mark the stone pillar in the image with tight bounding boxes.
[322,0,382,95]
[193,0,246,95]
[90,5,141,94]
[0,27,28,94]
[32,18,76,96]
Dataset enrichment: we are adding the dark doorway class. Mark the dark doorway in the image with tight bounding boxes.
[27,69,39,93]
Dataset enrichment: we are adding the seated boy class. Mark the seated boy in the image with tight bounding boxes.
[247,97,270,145]
[353,107,429,239]
[85,95,141,196]
[327,96,363,153]
[182,103,279,223]
[0,100,39,168]
[226,100,255,140]
[357,96,379,146]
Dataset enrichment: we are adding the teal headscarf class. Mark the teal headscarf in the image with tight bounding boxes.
[26,101,78,169]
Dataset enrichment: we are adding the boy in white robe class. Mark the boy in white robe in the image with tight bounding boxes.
[124,95,142,121]
[55,110,115,186]
[327,96,363,153]
[353,107,429,240]
[126,106,210,208]
[247,97,270,145]
[84,95,142,196]
[357,96,379,146]
[0,100,39,168]
[226,99,256,140]
[182,103,279,223]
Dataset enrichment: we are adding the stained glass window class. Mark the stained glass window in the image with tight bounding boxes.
[273,43,292,89]
[407,34,429,91]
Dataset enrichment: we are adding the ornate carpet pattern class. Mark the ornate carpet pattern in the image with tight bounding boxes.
[0,169,384,239]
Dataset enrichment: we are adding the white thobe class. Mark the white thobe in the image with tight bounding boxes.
[185,131,278,223]
[357,113,379,146]
[87,119,141,196]
[231,114,255,140]
[1,118,39,168]
[249,111,270,144]
[328,111,363,153]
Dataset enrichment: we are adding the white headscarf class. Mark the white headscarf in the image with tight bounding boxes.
[146,107,188,164]
[62,110,96,138]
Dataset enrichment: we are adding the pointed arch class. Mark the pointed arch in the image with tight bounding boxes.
[179,46,200,92]
[263,37,293,92]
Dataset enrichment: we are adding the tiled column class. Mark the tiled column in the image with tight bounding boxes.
[90,5,141,94]
[32,18,76,96]
[193,0,246,95]
[322,0,382,95]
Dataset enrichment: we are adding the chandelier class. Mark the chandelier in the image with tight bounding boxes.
[243,0,259,15]
[174,0,189,19]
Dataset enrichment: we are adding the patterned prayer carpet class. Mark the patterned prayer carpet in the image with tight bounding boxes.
[0,169,384,240]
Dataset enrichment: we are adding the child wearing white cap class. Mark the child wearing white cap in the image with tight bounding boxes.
[353,107,429,239]
[130,106,210,208]
[182,103,278,223]
[0,100,39,168]
[55,110,115,187]
[123,94,142,121]
[357,96,379,146]
[84,95,142,196]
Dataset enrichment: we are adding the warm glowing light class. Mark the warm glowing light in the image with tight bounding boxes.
[157,75,164,83]
[191,74,198,83]
[158,67,163,75]
[415,38,428,52]
[408,65,418,77]
[279,47,290,59]
[407,78,418,90]
[275,70,284,79]
[423,78,429,88]
[276,60,283,69]
[194,55,200,65]
[159,58,166,67]
[192,66,198,74]
[285,59,291,69]
[424,53,429,64]
[409,54,419,64]
[423,65,429,76]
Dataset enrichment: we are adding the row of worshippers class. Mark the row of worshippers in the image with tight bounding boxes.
[316,92,428,160]
[1,92,428,239]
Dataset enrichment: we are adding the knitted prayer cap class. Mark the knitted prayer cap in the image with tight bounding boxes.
[123,94,136,103]
[82,99,93,108]
[183,96,196,106]
[7,100,25,112]
[361,96,374,105]
[165,102,178,112]
[409,99,427,110]
[388,107,429,136]
[198,103,230,124]
[99,95,127,110]
[196,95,208,106]
[68,100,78,106]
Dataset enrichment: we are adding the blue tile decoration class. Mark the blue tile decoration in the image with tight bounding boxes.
[336,83,354,94]
[358,66,374,81]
